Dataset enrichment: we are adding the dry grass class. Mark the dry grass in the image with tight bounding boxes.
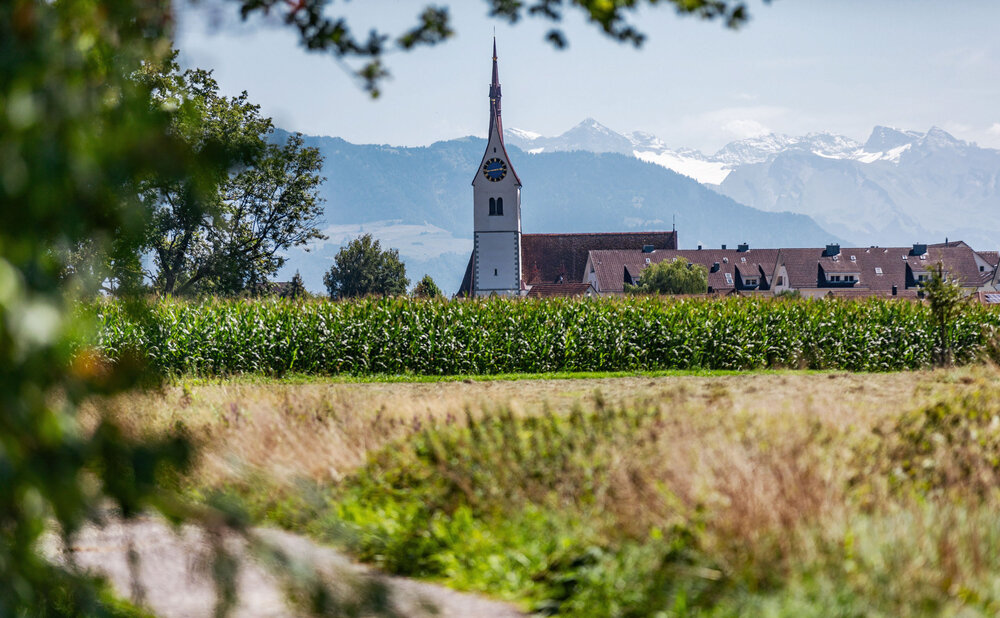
[98,367,988,492]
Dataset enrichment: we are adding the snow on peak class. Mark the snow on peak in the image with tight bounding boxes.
[508,128,541,141]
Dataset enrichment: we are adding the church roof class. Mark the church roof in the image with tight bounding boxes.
[521,231,678,286]
[472,38,521,187]
[526,282,596,298]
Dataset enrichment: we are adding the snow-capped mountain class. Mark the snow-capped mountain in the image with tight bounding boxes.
[507,120,1000,250]
[716,126,1000,249]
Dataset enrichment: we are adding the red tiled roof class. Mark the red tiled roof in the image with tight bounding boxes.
[526,282,595,298]
[778,245,986,292]
[588,248,780,294]
[456,231,676,296]
[521,231,677,286]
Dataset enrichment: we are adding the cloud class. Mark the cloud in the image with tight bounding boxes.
[988,123,1000,136]
[721,119,771,140]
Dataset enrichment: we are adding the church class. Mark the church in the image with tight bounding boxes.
[457,40,677,297]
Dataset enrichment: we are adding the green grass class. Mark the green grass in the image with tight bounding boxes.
[213,369,1000,616]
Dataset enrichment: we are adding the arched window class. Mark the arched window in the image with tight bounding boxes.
[489,197,496,216]
[496,197,504,215]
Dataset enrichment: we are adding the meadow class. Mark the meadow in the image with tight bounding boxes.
[103,365,1000,616]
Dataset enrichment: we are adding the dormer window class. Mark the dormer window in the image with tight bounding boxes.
[744,277,758,286]
[740,257,746,263]
[850,255,857,262]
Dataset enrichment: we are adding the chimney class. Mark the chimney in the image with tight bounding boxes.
[911,243,927,256]
[697,244,703,250]
[737,242,749,252]
[642,245,654,253]
[824,244,840,257]
[721,244,727,250]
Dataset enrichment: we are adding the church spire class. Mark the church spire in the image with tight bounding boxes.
[489,37,503,140]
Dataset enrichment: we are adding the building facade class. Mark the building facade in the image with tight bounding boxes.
[471,39,523,296]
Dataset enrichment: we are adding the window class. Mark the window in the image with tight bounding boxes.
[875,267,883,275]
[724,273,734,285]
[850,255,856,262]
[489,197,496,216]
[740,257,746,263]
[917,273,929,282]
[494,268,498,276]
[496,197,504,215]
[845,275,856,282]
[645,257,651,264]
[745,278,758,286]
[776,276,784,285]
[981,266,986,272]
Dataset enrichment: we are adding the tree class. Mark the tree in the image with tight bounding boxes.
[324,234,409,299]
[626,257,709,295]
[413,274,443,299]
[923,262,966,367]
[141,60,325,296]
[285,271,307,300]
[0,0,207,613]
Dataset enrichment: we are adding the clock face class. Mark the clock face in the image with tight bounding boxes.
[482,158,507,182]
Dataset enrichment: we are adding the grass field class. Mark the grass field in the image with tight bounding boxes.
[102,366,1000,615]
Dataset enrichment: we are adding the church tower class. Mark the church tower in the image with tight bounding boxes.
[472,39,522,296]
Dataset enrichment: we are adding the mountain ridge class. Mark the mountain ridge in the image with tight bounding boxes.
[271,129,843,294]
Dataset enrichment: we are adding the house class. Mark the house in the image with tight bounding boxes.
[585,241,997,299]
[585,245,780,295]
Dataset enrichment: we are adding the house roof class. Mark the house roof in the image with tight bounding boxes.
[777,245,987,292]
[521,231,677,286]
[818,256,864,273]
[588,248,780,294]
[456,230,677,296]
[525,282,595,298]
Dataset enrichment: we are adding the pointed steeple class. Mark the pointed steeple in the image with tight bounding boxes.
[489,37,503,141]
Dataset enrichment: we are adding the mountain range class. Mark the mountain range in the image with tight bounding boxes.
[507,119,1000,251]
[273,130,840,294]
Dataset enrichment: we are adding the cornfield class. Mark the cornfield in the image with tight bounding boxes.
[91,296,1000,376]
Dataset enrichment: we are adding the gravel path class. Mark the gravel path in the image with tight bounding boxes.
[47,516,524,618]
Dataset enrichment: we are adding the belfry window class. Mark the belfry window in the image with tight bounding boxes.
[489,198,496,216]
[496,197,503,215]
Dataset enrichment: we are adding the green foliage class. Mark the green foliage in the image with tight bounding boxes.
[323,234,409,299]
[0,0,202,612]
[860,384,1000,499]
[142,59,325,296]
[626,257,709,295]
[924,261,966,366]
[413,274,442,299]
[284,271,307,300]
[95,296,1000,377]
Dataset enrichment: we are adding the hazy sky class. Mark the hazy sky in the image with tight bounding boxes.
[176,1,1000,153]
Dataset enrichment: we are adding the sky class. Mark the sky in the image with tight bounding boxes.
[175,0,1000,153]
